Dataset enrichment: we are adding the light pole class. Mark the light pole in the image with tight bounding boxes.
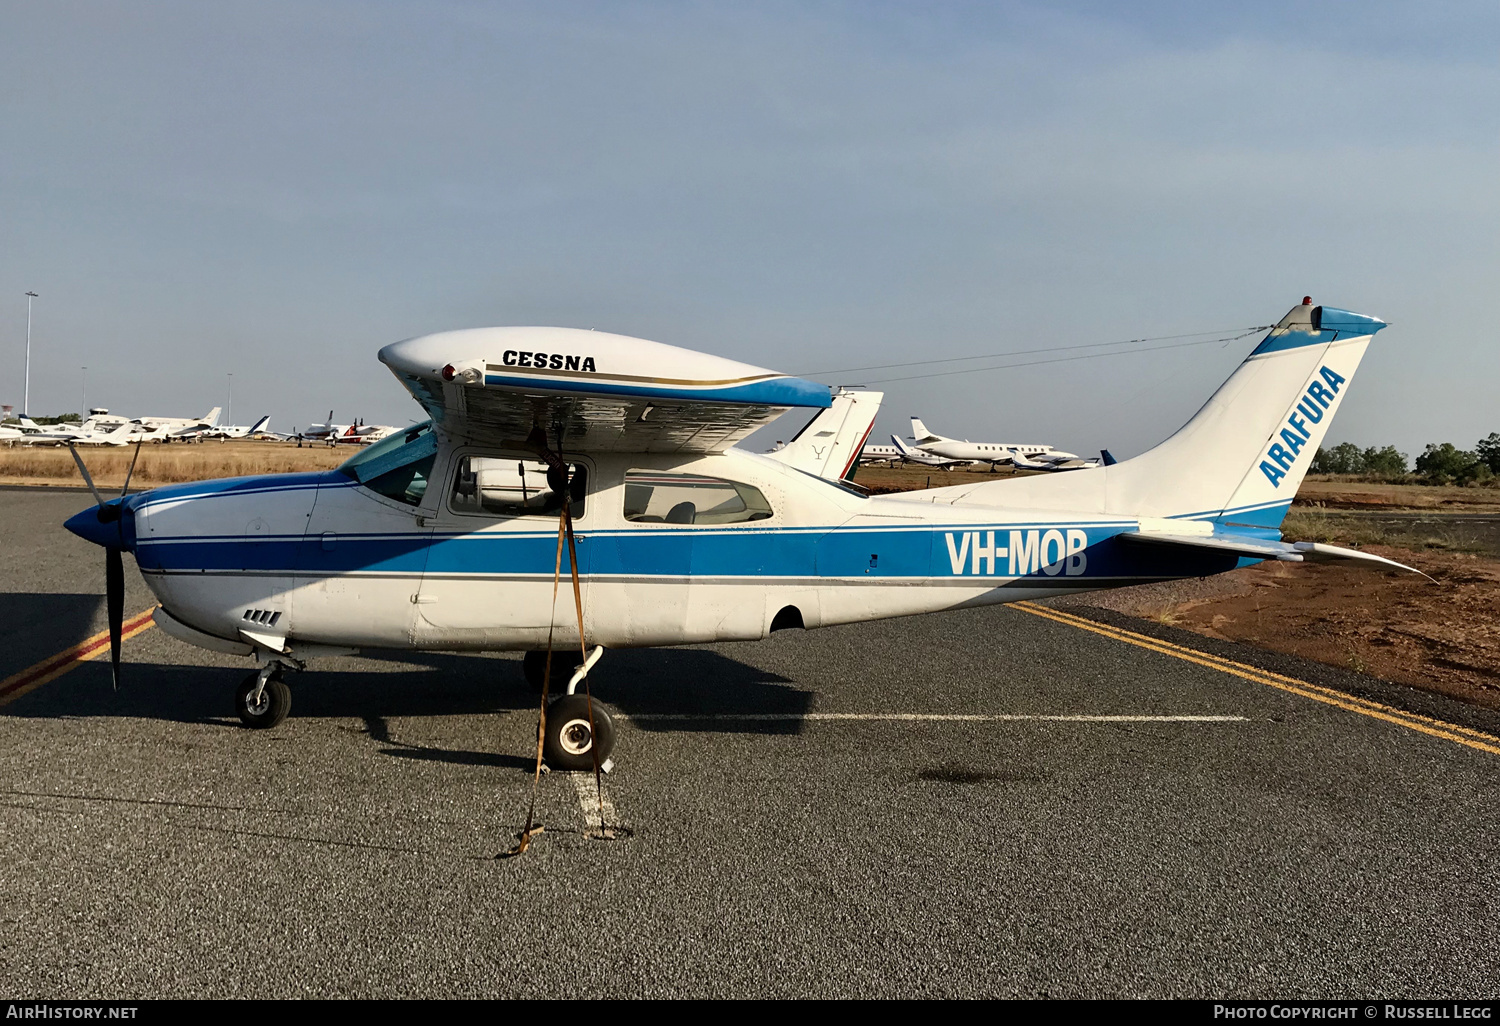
[81,366,87,416]
[24,292,38,417]
[227,373,233,426]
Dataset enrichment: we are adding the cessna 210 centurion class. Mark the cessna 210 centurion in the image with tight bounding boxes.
[65,298,1416,771]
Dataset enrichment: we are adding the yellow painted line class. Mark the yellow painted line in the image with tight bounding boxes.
[0,608,157,708]
[1008,601,1500,757]
[1017,601,1500,742]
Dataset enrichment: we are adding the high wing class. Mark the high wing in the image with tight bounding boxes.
[378,326,831,452]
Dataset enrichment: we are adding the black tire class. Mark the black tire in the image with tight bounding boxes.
[522,650,574,693]
[543,694,615,771]
[235,671,291,729]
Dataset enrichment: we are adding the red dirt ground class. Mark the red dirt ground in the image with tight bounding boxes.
[1065,547,1500,710]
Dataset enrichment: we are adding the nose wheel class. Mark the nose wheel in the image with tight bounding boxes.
[235,667,291,728]
[543,693,616,772]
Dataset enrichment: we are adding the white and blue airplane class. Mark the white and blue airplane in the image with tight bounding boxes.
[1007,448,1104,472]
[65,298,1419,770]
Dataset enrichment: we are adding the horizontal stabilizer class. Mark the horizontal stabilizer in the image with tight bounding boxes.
[1120,529,1431,579]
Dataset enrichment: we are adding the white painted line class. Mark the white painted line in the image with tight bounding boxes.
[619,713,1247,723]
[570,771,618,833]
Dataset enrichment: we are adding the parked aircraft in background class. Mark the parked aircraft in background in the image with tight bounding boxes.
[889,434,969,469]
[295,415,398,445]
[113,407,221,438]
[65,299,1419,777]
[337,421,401,445]
[908,417,1064,468]
[200,416,273,440]
[1008,449,1103,472]
[16,417,137,446]
[297,412,352,445]
[74,407,223,443]
[857,443,902,466]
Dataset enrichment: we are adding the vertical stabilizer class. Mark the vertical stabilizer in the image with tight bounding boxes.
[1105,301,1386,525]
[910,417,943,443]
[932,300,1387,528]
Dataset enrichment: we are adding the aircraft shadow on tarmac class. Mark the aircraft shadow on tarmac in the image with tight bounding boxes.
[5,641,814,770]
[0,593,106,672]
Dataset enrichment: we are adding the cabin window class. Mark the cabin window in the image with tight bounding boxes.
[449,456,586,518]
[622,471,772,525]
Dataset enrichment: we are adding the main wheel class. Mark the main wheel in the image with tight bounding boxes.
[235,671,291,729]
[522,650,574,693]
[543,694,615,771]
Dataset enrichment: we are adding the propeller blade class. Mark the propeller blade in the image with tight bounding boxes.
[106,547,124,690]
[120,437,144,497]
[67,442,107,509]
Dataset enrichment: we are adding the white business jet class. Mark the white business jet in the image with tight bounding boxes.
[200,416,274,440]
[888,433,969,469]
[856,443,902,467]
[908,417,1067,468]
[66,299,1421,774]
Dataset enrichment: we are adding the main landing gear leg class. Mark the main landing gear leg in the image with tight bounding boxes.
[539,646,614,772]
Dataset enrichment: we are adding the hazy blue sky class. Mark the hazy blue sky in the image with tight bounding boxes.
[3,1,1497,458]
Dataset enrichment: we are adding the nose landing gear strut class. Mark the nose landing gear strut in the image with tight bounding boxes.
[235,661,292,729]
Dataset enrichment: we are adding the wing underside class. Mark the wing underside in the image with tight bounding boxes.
[380,326,831,454]
[395,372,798,452]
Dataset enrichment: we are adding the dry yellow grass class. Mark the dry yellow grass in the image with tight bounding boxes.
[0,440,347,489]
[1297,475,1500,511]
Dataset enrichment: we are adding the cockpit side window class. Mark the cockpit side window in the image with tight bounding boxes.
[449,456,586,519]
[622,471,772,525]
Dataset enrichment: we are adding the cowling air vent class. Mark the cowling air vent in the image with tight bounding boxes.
[242,609,282,627]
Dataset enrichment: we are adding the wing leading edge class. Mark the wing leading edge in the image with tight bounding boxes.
[379,326,830,453]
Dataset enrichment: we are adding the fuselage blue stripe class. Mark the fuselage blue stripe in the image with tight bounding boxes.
[480,373,832,408]
[134,522,1254,582]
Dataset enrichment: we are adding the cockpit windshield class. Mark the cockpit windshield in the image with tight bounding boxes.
[338,421,432,474]
[338,421,437,506]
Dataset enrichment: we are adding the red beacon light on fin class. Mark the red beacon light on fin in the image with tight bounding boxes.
[1302,296,1313,306]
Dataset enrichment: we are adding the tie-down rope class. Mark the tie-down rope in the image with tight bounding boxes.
[501,433,609,856]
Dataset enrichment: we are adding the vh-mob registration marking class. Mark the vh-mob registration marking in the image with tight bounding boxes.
[944,529,1091,577]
